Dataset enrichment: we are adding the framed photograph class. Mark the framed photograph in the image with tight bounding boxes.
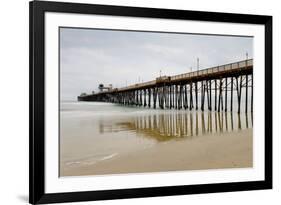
[29,1,272,204]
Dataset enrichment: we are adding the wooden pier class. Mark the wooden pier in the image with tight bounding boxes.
[78,59,253,113]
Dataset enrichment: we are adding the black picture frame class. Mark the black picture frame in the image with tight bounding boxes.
[29,0,272,204]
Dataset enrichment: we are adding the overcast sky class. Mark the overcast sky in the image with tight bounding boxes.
[60,28,253,101]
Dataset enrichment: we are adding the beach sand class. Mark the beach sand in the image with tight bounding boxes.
[61,128,252,176]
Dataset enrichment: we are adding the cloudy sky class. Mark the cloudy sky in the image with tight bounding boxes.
[60,28,253,101]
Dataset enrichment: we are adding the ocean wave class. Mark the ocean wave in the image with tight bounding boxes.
[65,153,118,167]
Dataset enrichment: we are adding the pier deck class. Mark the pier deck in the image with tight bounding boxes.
[78,59,253,113]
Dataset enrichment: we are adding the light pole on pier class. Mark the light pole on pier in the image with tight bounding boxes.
[197,57,199,71]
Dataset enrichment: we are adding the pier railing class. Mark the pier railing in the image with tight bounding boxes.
[171,59,253,80]
[116,59,253,91]
[118,80,156,91]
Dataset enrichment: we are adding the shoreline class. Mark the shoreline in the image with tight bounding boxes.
[61,128,253,177]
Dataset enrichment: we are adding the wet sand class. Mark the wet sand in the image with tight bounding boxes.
[61,128,252,176]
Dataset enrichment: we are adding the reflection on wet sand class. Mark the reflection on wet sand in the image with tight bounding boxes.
[99,111,253,142]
